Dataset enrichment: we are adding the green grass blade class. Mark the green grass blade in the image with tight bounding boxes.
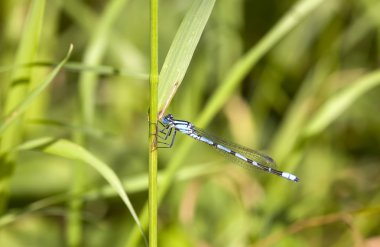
[62,0,147,75]
[0,0,46,139]
[78,0,129,125]
[72,2,131,245]
[0,0,47,213]
[270,57,334,162]
[0,45,73,135]
[197,0,327,127]
[0,62,148,80]
[18,138,148,245]
[303,70,380,137]
[157,0,216,118]
[27,118,115,138]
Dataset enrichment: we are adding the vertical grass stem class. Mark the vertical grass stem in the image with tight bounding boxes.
[149,0,159,246]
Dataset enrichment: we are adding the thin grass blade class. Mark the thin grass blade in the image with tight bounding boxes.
[303,70,380,137]
[197,0,327,127]
[17,138,148,246]
[158,0,216,118]
[78,0,129,125]
[0,45,73,135]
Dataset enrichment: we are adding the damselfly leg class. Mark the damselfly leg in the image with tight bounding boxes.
[157,121,177,148]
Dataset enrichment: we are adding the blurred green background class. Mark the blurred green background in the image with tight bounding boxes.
[1,0,380,246]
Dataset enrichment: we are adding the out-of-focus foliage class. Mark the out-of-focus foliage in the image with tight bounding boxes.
[0,0,380,247]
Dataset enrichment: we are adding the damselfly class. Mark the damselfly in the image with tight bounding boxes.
[158,114,299,182]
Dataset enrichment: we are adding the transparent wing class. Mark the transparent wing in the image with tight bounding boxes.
[192,127,277,169]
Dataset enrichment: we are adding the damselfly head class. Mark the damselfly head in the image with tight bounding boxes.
[162,114,174,124]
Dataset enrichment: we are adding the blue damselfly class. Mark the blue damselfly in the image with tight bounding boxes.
[158,114,299,182]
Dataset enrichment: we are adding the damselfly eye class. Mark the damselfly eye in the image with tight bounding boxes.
[162,114,172,124]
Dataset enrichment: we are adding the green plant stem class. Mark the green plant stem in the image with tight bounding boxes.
[149,0,159,246]
[0,0,45,214]
[72,1,129,246]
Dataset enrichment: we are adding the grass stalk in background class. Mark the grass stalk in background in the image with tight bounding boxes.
[78,0,130,125]
[70,1,130,246]
[0,62,148,80]
[148,0,158,246]
[197,0,326,127]
[0,0,46,214]
[0,46,73,135]
[2,136,147,244]
[303,69,380,137]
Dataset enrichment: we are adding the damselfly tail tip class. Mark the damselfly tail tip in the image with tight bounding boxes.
[282,172,300,182]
